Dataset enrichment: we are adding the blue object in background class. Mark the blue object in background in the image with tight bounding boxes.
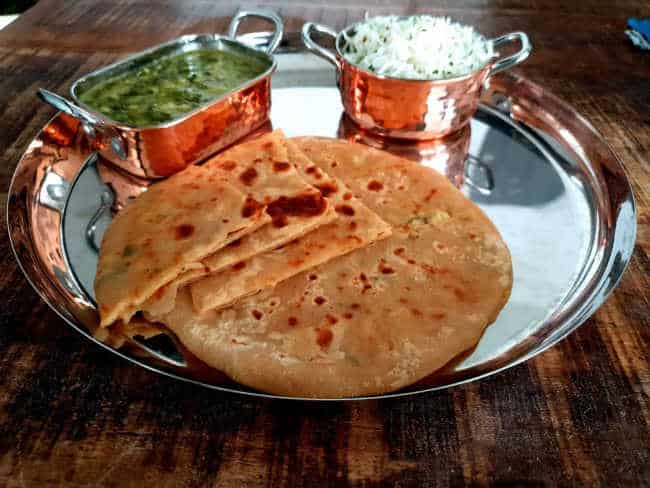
[626,18,650,50]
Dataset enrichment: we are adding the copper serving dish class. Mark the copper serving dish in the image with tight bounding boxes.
[303,18,531,139]
[38,9,283,179]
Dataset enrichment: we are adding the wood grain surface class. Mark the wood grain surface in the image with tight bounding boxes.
[0,1,648,486]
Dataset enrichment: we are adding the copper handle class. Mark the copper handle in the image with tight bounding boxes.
[38,88,104,128]
[38,88,128,160]
[301,22,341,71]
[228,9,284,55]
[489,32,532,76]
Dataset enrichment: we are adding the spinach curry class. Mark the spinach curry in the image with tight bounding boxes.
[78,48,269,127]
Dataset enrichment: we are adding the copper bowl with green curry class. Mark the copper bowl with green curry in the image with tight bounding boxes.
[38,9,283,178]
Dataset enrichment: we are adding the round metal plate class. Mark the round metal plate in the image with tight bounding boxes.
[7,34,636,400]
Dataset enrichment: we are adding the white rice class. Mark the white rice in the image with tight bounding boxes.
[342,15,494,80]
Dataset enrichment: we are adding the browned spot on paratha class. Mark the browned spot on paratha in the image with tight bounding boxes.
[174,224,195,240]
[239,167,258,186]
[367,180,383,191]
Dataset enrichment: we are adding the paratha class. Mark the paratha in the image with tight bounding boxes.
[155,138,512,397]
[94,165,265,327]
[96,131,334,327]
[200,138,363,274]
[189,139,392,313]
[138,135,341,321]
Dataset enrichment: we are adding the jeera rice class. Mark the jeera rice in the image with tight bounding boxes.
[342,16,494,80]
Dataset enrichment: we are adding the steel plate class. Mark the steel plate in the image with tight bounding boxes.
[6,33,636,400]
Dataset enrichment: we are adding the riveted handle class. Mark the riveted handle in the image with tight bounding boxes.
[38,88,103,128]
[38,89,127,160]
[228,9,284,55]
[489,32,532,76]
[302,22,341,71]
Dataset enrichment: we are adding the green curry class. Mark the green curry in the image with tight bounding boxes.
[78,48,269,127]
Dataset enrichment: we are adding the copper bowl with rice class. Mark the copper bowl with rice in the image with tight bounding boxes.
[303,16,531,140]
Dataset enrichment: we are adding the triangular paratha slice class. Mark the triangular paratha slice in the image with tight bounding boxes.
[138,133,338,321]
[189,139,392,313]
[96,131,334,327]
[95,165,267,327]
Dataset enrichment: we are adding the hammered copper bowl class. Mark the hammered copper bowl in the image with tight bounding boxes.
[38,9,284,179]
[303,20,532,140]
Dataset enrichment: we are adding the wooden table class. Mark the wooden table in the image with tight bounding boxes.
[0,1,648,485]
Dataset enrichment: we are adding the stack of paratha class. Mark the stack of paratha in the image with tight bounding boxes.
[95,131,512,398]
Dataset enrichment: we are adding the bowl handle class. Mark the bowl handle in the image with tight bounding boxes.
[228,9,284,55]
[37,89,128,160]
[302,22,341,71]
[489,32,532,75]
[38,88,103,128]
